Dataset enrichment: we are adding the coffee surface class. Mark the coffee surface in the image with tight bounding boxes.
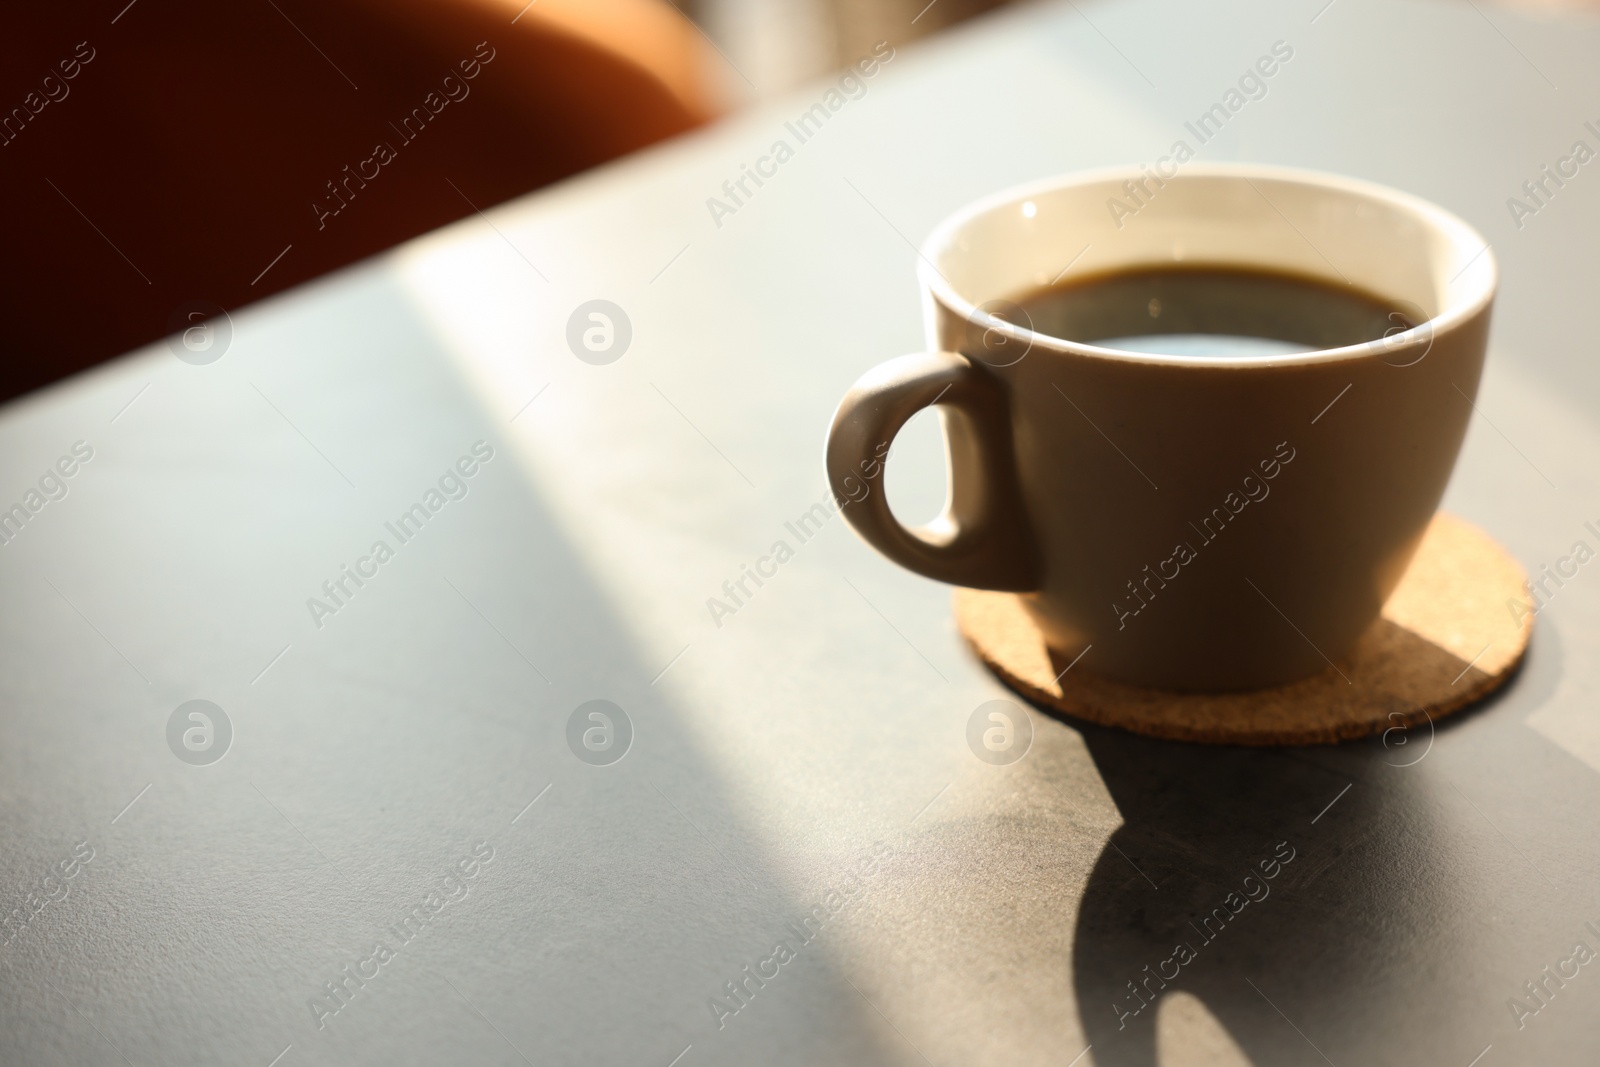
[1009,265,1413,358]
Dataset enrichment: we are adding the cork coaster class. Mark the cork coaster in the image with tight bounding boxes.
[955,512,1532,746]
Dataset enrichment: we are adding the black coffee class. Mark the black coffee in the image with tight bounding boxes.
[1010,265,1414,358]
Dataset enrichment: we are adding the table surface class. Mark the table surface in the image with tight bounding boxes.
[4,0,1600,1064]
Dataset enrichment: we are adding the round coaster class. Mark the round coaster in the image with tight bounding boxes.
[955,512,1532,746]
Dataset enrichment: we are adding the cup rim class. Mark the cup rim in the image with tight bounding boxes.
[918,162,1498,368]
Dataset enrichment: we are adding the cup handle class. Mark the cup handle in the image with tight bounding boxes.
[826,352,1041,591]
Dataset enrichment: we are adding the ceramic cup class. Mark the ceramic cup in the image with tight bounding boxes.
[825,164,1496,691]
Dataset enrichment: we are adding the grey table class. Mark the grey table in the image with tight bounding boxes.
[4,0,1600,1064]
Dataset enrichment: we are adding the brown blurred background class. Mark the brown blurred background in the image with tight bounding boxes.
[0,0,1009,403]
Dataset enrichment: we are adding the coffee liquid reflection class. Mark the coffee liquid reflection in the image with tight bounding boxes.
[1011,265,1414,358]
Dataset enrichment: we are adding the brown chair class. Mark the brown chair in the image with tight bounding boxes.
[0,0,719,400]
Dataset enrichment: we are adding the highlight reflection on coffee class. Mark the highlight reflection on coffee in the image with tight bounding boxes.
[1011,265,1416,358]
